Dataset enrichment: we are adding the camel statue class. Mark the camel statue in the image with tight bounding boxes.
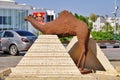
[25,10,90,73]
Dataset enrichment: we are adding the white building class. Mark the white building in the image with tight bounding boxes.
[92,16,106,31]
[0,0,31,30]
[92,16,120,32]
[106,17,120,27]
[0,0,56,33]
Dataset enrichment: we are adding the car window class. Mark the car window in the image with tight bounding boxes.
[16,31,35,36]
[3,31,14,37]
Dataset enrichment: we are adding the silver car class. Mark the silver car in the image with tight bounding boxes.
[0,30,37,55]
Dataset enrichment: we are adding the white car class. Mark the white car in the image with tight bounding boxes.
[0,30,37,55]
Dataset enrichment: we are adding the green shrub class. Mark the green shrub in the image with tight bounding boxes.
[91,31,114,40]
[116,33,120,40]
[59,36,73,43]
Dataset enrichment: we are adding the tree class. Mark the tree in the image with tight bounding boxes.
[74,13,89,25]
[102,22,113,32]
[74,13,93,31]
[89,13,97,22]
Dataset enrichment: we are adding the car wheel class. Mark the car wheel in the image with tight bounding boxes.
[9,45,19,56]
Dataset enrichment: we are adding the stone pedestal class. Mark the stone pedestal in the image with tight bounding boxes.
[5,35,95,80]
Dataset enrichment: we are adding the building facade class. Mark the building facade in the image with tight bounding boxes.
[0,0,30,30]
[92,17,106,31]
[92,16,120,32]
[28,8,55,33]
[0,0,56,33]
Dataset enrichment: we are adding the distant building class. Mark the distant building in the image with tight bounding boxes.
[106,17,120,27]
[0,0,56,33]
[92,16,106,31]
[92,16,120,32]
[28,8,55,33]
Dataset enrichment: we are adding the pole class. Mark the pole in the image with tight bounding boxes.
[113,0,118,40]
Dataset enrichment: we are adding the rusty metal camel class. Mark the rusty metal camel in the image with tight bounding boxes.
[25,10,90,73]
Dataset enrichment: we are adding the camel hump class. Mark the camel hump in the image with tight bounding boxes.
[58,10,73,18]
[60,10,72,14]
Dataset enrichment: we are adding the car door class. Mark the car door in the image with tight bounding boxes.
[1,31,14,51]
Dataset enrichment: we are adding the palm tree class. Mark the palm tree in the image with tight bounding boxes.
[102,22,113,32]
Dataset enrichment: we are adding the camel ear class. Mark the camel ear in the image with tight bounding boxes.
[24,14,32,21]
[29,14,33,16]
[29,14,35,18]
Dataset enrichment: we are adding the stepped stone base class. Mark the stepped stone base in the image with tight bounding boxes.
[5,35,95,80]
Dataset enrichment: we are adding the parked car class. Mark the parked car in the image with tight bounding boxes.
[0,30,37,55]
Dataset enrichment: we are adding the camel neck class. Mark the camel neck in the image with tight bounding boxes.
[29,19,45,33]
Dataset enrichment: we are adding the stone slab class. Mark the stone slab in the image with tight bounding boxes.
[66,36,118,74]
[5,76,96,80]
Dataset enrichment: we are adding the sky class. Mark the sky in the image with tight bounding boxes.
[15,0,120,17]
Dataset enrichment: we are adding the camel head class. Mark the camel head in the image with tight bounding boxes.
[24,14,35,22]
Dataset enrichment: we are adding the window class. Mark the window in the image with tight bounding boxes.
[3,31,14,37]
[16,31,35,36]
[47,15,53,22]
[0,16,11,25]
[0,8,28,30]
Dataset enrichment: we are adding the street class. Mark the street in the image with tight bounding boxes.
[102,48,120,60]
[0,51,25,70]
[102,48,120,71]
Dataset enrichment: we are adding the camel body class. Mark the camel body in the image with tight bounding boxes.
[25,10,90,72]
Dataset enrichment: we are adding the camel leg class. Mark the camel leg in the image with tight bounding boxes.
[76,44,84,68]
[76,31,92,74]
[81,50,87,70]
[76,30,89,70]
[77,41,87,70]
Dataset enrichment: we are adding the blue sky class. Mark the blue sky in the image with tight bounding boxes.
[15,0,120,17]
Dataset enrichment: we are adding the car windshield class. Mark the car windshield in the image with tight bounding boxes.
[16,31,35,36]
